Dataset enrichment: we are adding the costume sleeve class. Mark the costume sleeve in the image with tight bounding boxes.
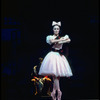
[63,35,69,39]
[46,35,53,45]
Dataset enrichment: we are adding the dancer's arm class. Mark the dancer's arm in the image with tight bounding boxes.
[50,38,65,44]
[58,38,71,44]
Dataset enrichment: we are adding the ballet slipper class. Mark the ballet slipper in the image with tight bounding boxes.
[51,90,56,100]
[57,90,62,100]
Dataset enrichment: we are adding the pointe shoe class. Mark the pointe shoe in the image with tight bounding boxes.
[57,90,62,100]
[51,91,56,100]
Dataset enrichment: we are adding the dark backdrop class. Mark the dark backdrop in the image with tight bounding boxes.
[1,0,99,100]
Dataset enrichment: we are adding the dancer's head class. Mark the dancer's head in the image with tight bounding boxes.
[52,21,61,36]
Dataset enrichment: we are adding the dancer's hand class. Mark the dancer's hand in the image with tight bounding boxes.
[60,37,65,41]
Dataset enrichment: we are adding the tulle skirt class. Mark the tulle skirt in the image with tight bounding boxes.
[38,51,73,77]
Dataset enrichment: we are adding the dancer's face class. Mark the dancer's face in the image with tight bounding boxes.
[53,25,60,36]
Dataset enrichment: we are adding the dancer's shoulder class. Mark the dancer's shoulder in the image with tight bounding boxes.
[46,35,54,45]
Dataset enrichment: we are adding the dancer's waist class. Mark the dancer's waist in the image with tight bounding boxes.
[51,48,63,54]
[51,48,61,52]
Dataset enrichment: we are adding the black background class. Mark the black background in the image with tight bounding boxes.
[1,0,99,100]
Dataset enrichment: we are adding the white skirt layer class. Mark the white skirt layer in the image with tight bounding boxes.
[38,51,73,77]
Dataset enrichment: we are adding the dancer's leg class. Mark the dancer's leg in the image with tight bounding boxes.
[51,76,62,100]
[52,76,56,92]
[54,77,60,91]
[55,77,62,100]
[51,76,56,100]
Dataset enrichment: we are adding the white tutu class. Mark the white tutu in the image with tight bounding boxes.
[38,51,73,77]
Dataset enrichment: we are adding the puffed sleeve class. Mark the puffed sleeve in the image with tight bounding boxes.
[63,34,69,39]
[46,35,53,45]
